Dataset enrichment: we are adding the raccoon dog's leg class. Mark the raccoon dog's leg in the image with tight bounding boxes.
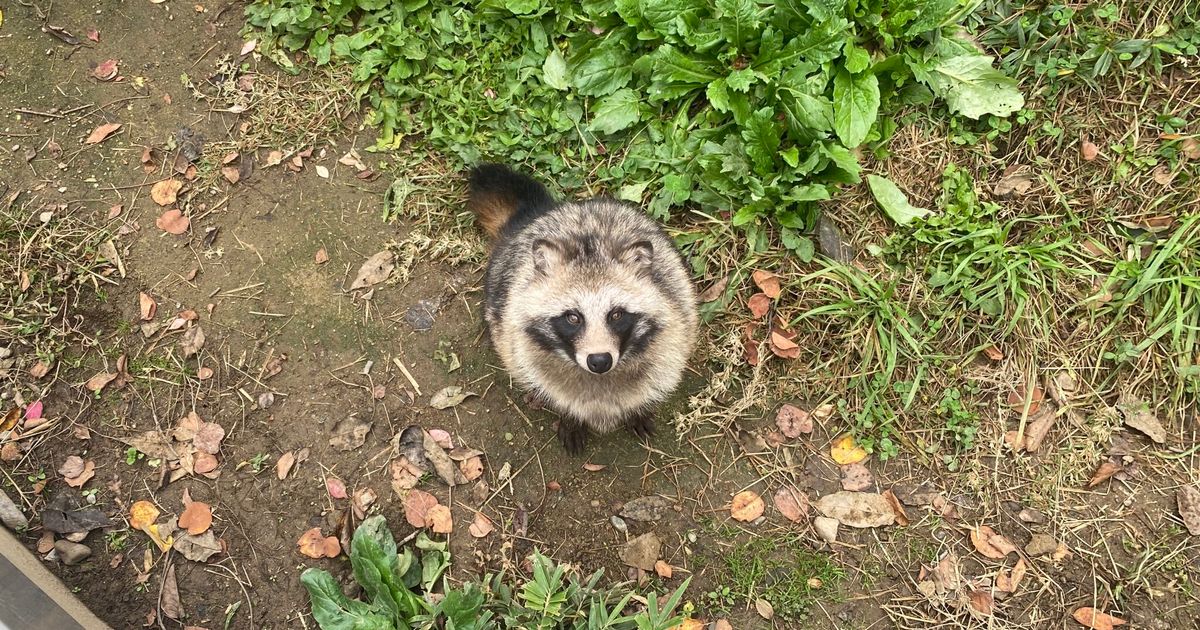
[626,412,656,441]
[557,417,589,454]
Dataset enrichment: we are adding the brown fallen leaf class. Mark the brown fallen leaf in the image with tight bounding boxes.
[697,275,729,303]
[840,463,873,491]
[129,500,159,531]
[314,248,329,265]
[619,532,661,571]
[768,330,799,359]
[754,599,774,620]
[1006,382,1045,413]
[297,527,341,559]
[772,486,809,523]
[460,455,484,481]
[970,525,1018,560]
[139,292,157,321]
[747,293,771,319]
[93,59,119,81]
[966,588,993,617]
[178,501,212,535]
[814,491,895,528]
[582,463,606,472]
[275,451,295,480]
[1116,393,1166,444]
[161,563,183,620]
[996,558,1027,594]
[730,490,765,522]
[830,434,868,465]
[982,345,1004,361]
[85,123,121,144]
[220,166,240,184]
[150,179,183,206]
[1072,607,1126,630]
[350,250,395,290]
[180,325,206,357]
[404,489,439,528]
[654,560,673,578]
[327,478,348,499]
[156,209,190,235]
[1023,404,1057,452]
[197,366,214,380]
[993,165,1032,197]
[1086,460,1122,488]
[882,489,909,526]
[468,512,493,538]
[60,457,96,488]
[1081,140,1100,161]
[751,270,782,298]
[85,371,118,393]
[775,404,812,438]
[1178,485,1200,536]
[30,361,52,379]
[428,505,453,533]
[192,420,224,454]
[86,28,100,42]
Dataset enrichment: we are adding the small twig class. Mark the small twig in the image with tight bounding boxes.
[14,108,64,119]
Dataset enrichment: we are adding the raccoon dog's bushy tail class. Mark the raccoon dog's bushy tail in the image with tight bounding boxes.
[467,163,555,239]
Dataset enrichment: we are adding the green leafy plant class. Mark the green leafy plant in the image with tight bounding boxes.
[302,515,692,629]
[244,0,1022,238]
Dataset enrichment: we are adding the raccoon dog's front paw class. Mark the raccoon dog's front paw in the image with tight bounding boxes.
[558,419,589,454]
[626,414,656,441]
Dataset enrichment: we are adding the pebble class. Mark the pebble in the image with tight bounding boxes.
[1025,533,1058,556]
[54,540,92,566]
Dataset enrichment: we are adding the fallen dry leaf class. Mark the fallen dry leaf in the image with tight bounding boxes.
[982,345,1004,361]
[428,429,453,449]
[755,599,774,620]
[180,325,206,357]
[654,560,673,579]
[139,292,157,321]
[85,123,121,144]
[156,209,190,235]
[747,293,771,319]
[60,457,95,488]
[129,500,159,530]
[197,366,214,380]
[297,527,341,559]
[730,490,765,522]
[221,166,240,184]
[350,250,395,290]
[966,588,994,617]
[970,525,1018,560]
[428,505,453,533]
[1006,382,1045,413]
[314,248,329,265]
[619,532,661,571]
[468,512,494,538]
[772,486,809,523]
[1081,140,1100,161]
[326,478,348,499]
[275,451,295,480]
[830,434,868,465]
[1072,607,1126,630]
[86,28,100,42]
[1178,485,1200,536]
[430,386,475,410]
[151,179,183,206]
[751,270,781,298]
[93,59,119,81]
[582,463,606,472]
[1086,460,1122,488]
[993,165,1032,197]
[882,489,909,526]
[192,420,224,454]
[178,501,212,535]
[240,39,257,55]
[996,558,1027,594]
[404,489,439,528]
[1116,393,1166,444]
[775,404,812,438]
[768,330,799,359]
[161,563,183,620]
[697,275,729,302]
[1022,404,1057,452]
[814,491,895,528]
[85,371,118,393]
[460,456,484,481]
[329,415,372,451]
[840,463,873,492]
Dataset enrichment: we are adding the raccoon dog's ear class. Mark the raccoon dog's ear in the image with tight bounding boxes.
[532,239,565,274]
[619,240,654,271]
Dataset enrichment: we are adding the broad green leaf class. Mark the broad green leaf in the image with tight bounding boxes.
[542,49,569,90]
[776,18,846,66]
[741,108,781,174]
[781,228,816,261]
[706,78,731,112]
[817,141,861,183]
[780,89,834,134]
[650,45,720,85]
[590,89,641,134]
[571,38,635,96]
[907,0,980,35]
[832,69,879,147]
[924,53,1024,119]
[716,0,761,50]
[844,43,870,74]
[640,0,706,37]
[504,0,542,14]
[301,569,393,630]
[726,68,757,92]
[866,174,931,225]
[350,515,427,620]
[801,0,846,22]
[786,184,831,202]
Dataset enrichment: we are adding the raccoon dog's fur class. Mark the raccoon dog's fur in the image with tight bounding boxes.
[468,163,698,454]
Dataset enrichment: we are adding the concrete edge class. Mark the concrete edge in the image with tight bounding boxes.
[0,526,113,629]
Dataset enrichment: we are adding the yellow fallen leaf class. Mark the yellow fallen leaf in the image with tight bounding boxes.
[730,490,765,522]
[129,500,159,530]
[830,434,868,465]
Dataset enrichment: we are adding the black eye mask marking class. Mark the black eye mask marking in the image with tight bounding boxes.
[609,309,660,358]
[525,311,583,358]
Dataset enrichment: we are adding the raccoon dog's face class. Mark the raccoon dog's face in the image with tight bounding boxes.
[522,238,661,376]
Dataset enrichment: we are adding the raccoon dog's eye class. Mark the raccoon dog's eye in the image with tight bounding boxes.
[608,310,623,322]
[565,313,581,326]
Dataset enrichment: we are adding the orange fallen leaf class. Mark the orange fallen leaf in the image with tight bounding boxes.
[150,179,183,206]
[1086,460,1122,488]
[468,512,493,538]
[129,500,159,530]
[830,434,868,465]
[730,490,765,522]
[582,463,606,472]
[297,527,341,559]
[404,489,439,528]
[747,293,771,319]
[996,558,1027,593]
[751,270,781,298]
[138,292,157,321]
[156,209,190,235]
[85,123,121,144]
[178,501,212,535]
[314,248,329,265]
[428,504,453,533]
[882,489,909,526]
[970,525,1018,559]
[1081,140,1100,161]
[1072,607,1126,630]
[982,345,1003,361]
[654,560,673,578]
[1006,382,1044,413]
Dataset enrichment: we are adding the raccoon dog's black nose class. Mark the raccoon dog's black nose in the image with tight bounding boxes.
[586,353,613,374]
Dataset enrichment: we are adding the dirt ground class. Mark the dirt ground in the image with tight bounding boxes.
[1,2,1198,630]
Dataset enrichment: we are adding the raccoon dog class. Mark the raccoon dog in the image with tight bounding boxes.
[468,164,698,454]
